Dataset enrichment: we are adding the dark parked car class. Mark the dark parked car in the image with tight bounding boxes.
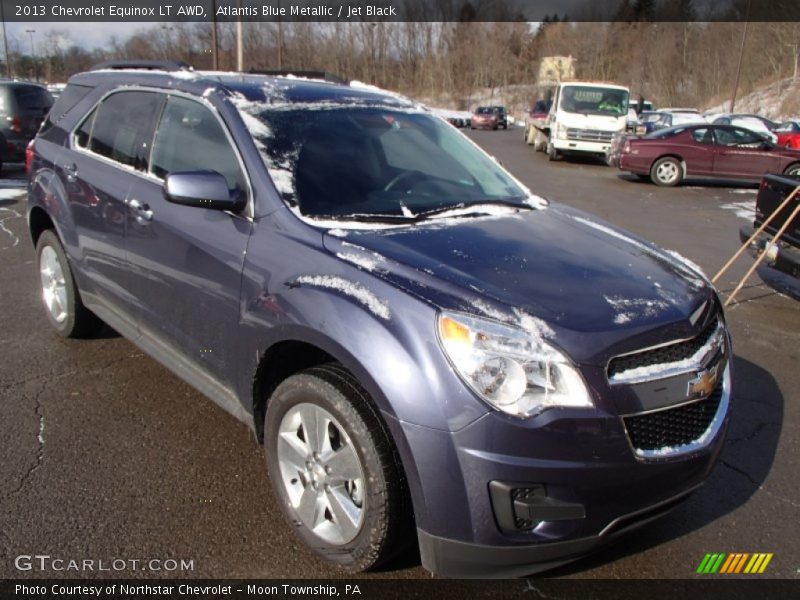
[0,80,53,172]
[739,173,800,291]
[28,63,732,577]
[618,123,800,186]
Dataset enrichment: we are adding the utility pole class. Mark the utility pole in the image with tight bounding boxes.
[25,29,37,82]
[211,0,219,70]
[0,2,11,77]
[236,0,243,71]
[729,0,752,112]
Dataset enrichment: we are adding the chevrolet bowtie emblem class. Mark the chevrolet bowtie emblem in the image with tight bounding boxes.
[687,364,719,398]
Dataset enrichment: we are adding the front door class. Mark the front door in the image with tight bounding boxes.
[712,126,780,179]
[124,94,252,384]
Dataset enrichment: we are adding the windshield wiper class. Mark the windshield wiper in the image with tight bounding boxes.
[311,200,532,224]
[416,200,533,220]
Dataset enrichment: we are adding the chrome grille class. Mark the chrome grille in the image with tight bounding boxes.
[566,128,615,142]
[608,317,720,380]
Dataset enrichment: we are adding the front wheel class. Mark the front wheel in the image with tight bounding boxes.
[547,142,561,161]
[264,364,411,572]
[36,230,101,338]
[650,157,683,186]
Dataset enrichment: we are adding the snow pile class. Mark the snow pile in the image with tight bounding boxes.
[295,275,390,320]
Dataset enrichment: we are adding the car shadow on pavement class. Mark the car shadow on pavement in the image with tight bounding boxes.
[617,172,760,189]
[537,354,783,577]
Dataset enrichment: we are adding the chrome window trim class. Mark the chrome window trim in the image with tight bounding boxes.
[69,85,254,220]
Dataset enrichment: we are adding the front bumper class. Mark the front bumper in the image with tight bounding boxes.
[418,484,699,578]
[552,137,612,155]
[739,224,800,279]
[399,359,731,578]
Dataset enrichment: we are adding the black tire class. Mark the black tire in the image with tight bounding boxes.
[547,142,560,161]
[650,156,683,187]
[264,364,412,572]
[783,163,800,178]
[35,229,101,338]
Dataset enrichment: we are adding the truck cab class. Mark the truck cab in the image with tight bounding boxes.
[547,82,630,161]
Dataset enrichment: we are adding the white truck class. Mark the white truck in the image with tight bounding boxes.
[545,81,630,161]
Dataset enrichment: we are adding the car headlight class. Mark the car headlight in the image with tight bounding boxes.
[556,123,568,139]
[437,312,593,418]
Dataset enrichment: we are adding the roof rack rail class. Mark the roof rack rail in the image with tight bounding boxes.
[247,69,347,85]
[91,60,193,72]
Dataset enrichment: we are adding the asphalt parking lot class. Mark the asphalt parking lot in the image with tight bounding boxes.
[1,128,798,582]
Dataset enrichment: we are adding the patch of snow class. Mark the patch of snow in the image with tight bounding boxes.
[513,308,555,340]
[605,295,671,325]
[335,243,387,271]
[400,204,415,218]
[267,167,294,196]
[295,275,390,320]
[0,207,23,249]
[720,200,756,221]
[729,189,757,194]
[327,229,349,238]
[610,323,724,383]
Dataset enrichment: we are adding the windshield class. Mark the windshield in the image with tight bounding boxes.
[560,86,629,117]
[245,105,528,219]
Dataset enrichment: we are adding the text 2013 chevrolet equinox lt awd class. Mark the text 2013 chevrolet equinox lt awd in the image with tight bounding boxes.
[27,62,732,578]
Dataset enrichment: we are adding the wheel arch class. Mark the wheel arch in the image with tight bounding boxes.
[28,205,57,247]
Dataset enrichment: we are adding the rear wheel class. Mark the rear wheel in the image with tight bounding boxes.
[650,157,683,186]
[783,163,800,178]
[36,230,101,338]
[264,364,411,572]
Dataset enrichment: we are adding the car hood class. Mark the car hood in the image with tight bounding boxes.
[322,204,715,364]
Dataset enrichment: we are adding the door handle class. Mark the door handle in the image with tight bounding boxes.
[128,198,153,224]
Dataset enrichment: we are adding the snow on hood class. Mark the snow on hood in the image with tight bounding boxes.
[321,205,714,345]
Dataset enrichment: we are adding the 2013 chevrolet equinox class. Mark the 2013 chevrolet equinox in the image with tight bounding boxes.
[27,62,732,578]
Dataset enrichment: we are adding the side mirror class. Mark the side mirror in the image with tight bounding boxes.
[163,170,245,212]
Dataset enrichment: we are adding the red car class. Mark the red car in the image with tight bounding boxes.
[776,121,800,149]
[470,106,499,130]
[618,123,800,186]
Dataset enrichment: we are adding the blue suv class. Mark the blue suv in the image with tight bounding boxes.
[27,62,732,577]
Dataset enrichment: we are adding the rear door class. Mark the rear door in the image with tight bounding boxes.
[712,126,780,179]
[62,90,164,314]
[124,94,252,383]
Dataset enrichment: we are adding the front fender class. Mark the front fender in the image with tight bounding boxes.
[235,214,489,433]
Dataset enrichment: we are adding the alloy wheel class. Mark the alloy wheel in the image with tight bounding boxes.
[276,402,365,545]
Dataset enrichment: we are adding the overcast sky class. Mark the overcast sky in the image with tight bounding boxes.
[4,22,157,50]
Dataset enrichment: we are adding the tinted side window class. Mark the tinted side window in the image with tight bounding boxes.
[75,107,97,148]
[692,128,713,144]
[89,91,163,170]
[13,86,53,113]
[150,96,245,193]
